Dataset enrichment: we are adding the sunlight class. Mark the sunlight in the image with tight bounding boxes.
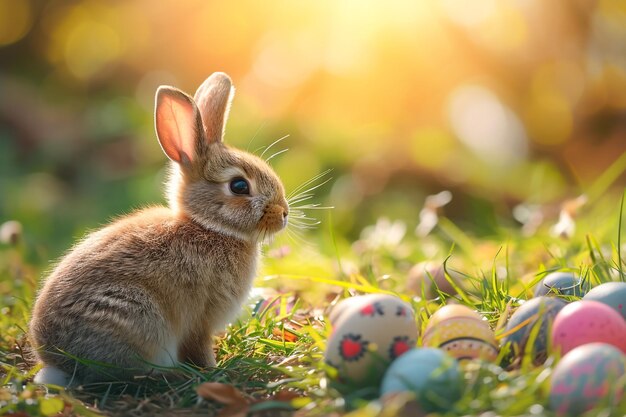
[0,0,33,46]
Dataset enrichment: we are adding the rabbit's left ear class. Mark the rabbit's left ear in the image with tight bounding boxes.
[154,86,204,165]
[194,72,235,144]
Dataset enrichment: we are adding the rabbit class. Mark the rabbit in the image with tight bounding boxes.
[29,72,289,386]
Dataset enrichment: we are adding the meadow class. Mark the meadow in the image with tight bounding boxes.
[2,167,626,416]
[2,1,626,415]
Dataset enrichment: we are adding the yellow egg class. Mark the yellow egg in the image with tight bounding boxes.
[422,304,498,361]
[325,294,418,387]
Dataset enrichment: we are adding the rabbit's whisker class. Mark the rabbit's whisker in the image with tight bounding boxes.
[259,135,290,159]
[289,225,319,231]
[288,219,321,229]
[289,225,317,231]
[286,169,332,200]
[291,210,317,220]
[287,180,332,204]
[287,179,332,202]
[289,208,319,218]
[289,218,319,225]
[246,121,267,152]
[288,210,322,226]
[285,227,311,247]
[288,195,315,206]
[265,148,289,164]
[289,204,335,210]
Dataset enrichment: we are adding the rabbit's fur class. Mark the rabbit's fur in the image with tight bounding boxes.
[29,73,288,385]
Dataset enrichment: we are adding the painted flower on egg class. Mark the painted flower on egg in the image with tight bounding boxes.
[338,334,369,362]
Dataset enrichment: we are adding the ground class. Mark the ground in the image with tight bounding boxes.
[1,188,626,417]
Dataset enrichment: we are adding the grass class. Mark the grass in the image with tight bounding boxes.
[2,187,626,416]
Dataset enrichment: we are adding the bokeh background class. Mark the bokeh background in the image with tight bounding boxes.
[1,0,626,260]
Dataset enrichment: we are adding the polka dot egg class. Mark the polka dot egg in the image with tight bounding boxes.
[422,304,498,361]
[327,293,383,326]
[325,294,418,387]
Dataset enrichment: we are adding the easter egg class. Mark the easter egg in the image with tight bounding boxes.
[501,297,567,363]
[422,304,498,361]
[325,295,418,387]
[534,271,586,297]
[327,293,383,326]
[380,348,462,413]
[583,281,626,320]
[253,293,295,318]
[551,300,626,355]
[549,343,626,415]
[406,262,462,298]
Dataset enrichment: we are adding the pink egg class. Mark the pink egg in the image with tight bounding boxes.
[551,300,626,355]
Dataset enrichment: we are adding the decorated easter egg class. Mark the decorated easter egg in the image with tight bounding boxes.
[380,348,462,413]
[501,297,567,363]
[406,262,462,298]
[253,293,296,318]
[551,300,626,355]
[534,271,586,297]
[422,304,498,361]
[327,293,383,326]
[583,281,626,320]
[549,343,626,415]
[325,295,418,387]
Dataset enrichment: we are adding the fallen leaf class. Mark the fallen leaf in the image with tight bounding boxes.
[272,327,299,343]
[271,390,301,402]
[217,403,250,417]
[196,382,248,405]
[39,397,65,416]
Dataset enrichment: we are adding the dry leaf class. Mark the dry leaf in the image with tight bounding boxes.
[272,327,299,343]
[196,382,248,405]
[217,403,250,417]
[271,389,301,402]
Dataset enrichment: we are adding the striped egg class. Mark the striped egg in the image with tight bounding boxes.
[325,294,418,388]
[422,304,498,361]
[501,297,567,364]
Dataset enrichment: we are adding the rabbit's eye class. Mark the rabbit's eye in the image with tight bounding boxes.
[229,178,250,195]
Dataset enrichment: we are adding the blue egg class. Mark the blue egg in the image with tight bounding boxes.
[502,297,567,363]
[583,281,626,320]
[534,272,586,297]
[380,348,462,412]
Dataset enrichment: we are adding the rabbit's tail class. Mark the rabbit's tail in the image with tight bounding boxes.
[34,365,71,387]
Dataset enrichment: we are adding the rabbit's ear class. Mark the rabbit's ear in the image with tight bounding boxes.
[194,72,234,144]
[155,87,205,165]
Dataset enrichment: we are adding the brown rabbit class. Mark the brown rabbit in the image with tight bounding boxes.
[29,72,289,386]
